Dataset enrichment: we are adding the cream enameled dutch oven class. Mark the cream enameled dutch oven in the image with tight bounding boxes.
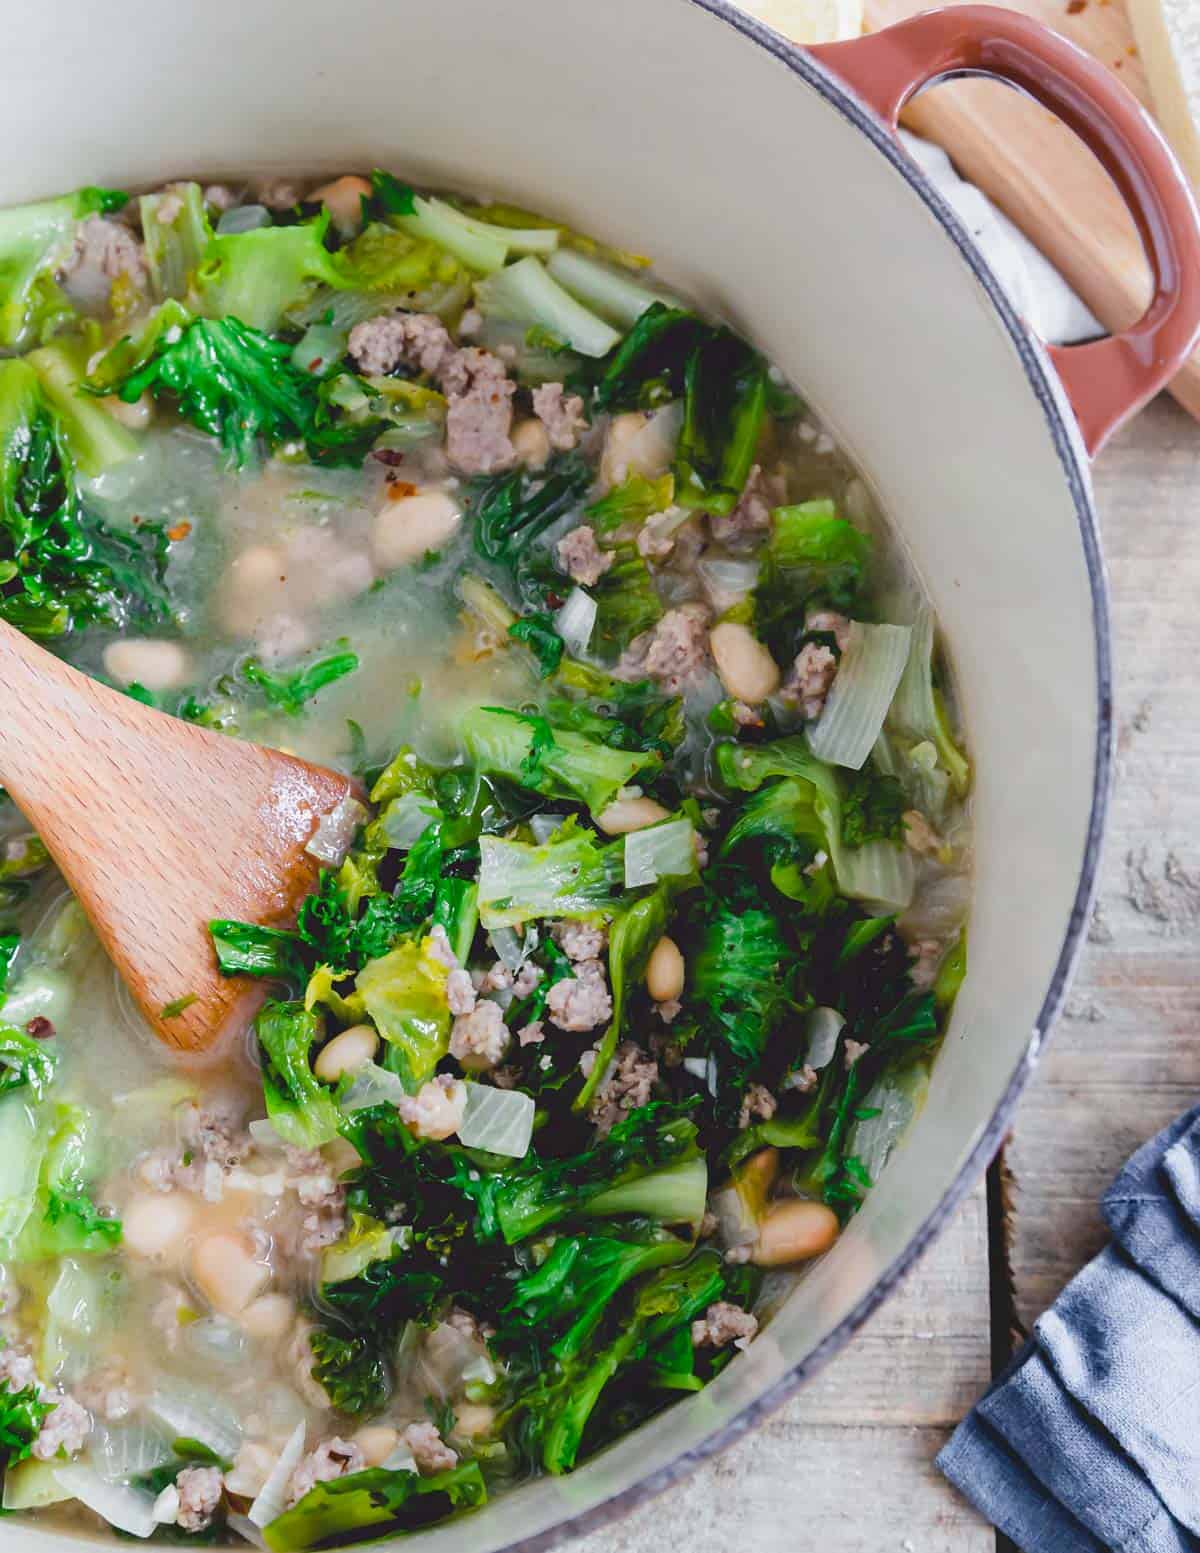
[8,3,1200,1548]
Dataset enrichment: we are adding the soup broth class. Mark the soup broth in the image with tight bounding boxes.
[0,170,970,1545]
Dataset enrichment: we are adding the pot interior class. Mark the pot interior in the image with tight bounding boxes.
[4,0,1106,1547]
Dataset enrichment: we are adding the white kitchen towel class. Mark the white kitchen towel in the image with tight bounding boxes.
[901,132,1102,347]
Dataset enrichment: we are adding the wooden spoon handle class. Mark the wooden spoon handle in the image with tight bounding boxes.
[0,622,355,1055]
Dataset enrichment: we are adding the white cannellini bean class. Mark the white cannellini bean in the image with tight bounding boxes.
[309,175,373,236]
[595,796,672,835]
[645,935,685,1002]
[102,639,192,693]
[600,411,649,489]
[228,544,286,592]
[240,1293,296,1341]
[191,1231,271,1316]
[313,1023,379,1082]
[750,1199,840,1267]
[122,1193,196,1259]
[352,1425,400,1467]
[371,491,462,571]
[450,1403,496,1441]
[709,622,780,704]
[221,544,288,638]
[511,417,550,470]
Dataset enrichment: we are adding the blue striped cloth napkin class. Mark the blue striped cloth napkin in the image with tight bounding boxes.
[937,1105,1200,1552]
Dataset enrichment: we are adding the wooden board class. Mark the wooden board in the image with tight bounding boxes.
[862,0,1200,422]
[576,1181,994,1553]
[1003,392,1200,1330]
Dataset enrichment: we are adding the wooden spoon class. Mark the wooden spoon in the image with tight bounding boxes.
[0,621,359,1055]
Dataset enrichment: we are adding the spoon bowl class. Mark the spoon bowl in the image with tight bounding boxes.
[0,620,358,1053]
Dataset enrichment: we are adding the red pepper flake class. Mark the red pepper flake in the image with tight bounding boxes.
[371,448,406,468]
[1066,0,1086,12]
[386,480,419,502]
[25,1016,55,1040]
[167,520,192,542]
[307,357,323,373]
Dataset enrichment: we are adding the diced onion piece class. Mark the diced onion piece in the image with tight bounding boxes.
[306,794,369,865]
[379,792,440,851]
[529,814,567,845]
[554,587,597,656]
[53,1466,157,1539]
[623,818,694,889]
[474,256,621,357]
[338,1060,409,1114]
[227,1512,268,1548]
[379,1446,419,1474]
[153,1486,180,1524]
[836,839,915,913]
[93,1422,173,1484]
[216,205,271,235]
[807,622,912,770]
[289,323,346,379]
[695,553,759,608]
[546,248,675,328]
[150,1385,242,1463]
[804,1006,845,1071]
[488,925,537,973]
[681,1055,718,1096]
[247,1420,307,1529]
[458,1085,535,1158]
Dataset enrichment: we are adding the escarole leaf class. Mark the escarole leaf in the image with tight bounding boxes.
[0,1024,56,1099]
[262,1462,486,1551]
[0,185,128,351]
[547,248,674,328]
[674,327,767,517]
[589,543,662,657]
[806,622,912,771]
[255,1000,341,1147]
[623,819,694,890]
[461,705,660,814]
[140,183,212,301]
[753,500,870,662]
[354,935,451,1091]
[477,821,625,929]
[0,355,168,643]
[576,883,674,1113]
[468,456,591,565]
[6,1102,121,1262]
[466,1102,704,1244]
[498,1221,692,1361]
[888,604,970,797]
[194,210,344,331]
[475,256,621,357]
[716,737,913,911]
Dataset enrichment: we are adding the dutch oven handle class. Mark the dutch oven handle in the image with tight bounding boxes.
[808,4,1200,457]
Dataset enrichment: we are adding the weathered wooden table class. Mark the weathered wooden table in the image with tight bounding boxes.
[577,393,1200,1553]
